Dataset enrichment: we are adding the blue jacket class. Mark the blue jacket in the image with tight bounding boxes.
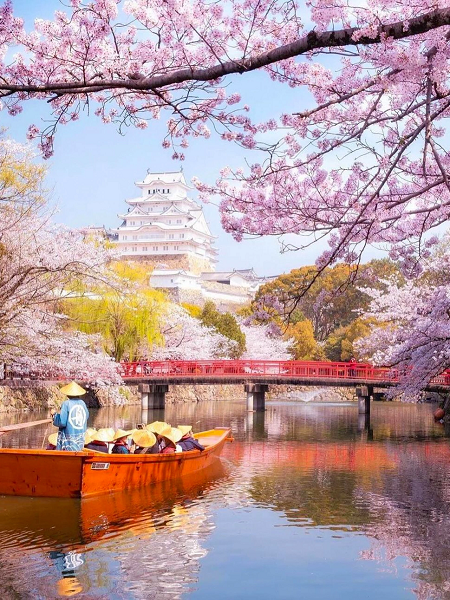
[53,398,89,451]
[178,437,205,452]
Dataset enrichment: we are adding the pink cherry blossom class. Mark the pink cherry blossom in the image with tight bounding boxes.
[0,1,447,278]
[0,139,121,384]
[150,305,238,360]
[357,249,450,398]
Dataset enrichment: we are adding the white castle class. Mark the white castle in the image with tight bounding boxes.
[112,170,217,272]
[108,170,269,308]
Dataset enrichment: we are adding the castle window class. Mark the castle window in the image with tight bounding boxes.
[179,233,184,239]
[163,245,168,251]
[174,245,179,250]
[132,246,137,252]
[176,219,182,224]
[169,234,174,239]
[143,246,147,251]
[123,235,127,240]
[152,246,158,251]
[132,235,137,240]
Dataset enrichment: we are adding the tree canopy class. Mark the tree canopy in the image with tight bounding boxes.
[0,139,120,383]
[1,0,450,277]
[62,262,167,362]
[199,301,246,358]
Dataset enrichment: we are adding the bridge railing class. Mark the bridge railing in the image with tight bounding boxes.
[118,360,403,381]
[3,359,450,386]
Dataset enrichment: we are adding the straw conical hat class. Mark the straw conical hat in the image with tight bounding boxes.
[101,427,115,438]
[48,433,58,446]
[178,425,193,437]
[146,421,171,435]
[84,430,94,444]
[162,427,183,446]
[113,428,135,441]
[132,429,157,448]
[60,382,86,397]
[92,428,115,443]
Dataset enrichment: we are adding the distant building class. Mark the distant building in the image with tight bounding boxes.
[150,268,272,309]
[110,170,217,275]
[82,170,274,309]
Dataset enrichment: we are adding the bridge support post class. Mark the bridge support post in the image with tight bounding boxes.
[356,385,372,415]
[138,383,169,410]
[245,383,268,411]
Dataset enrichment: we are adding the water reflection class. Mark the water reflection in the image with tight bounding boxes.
[1,401,450,599]
[0,461,227,599]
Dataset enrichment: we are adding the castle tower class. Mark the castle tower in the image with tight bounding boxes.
[112,170,217,274]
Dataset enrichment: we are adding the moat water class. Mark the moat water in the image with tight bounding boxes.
[0,401,449,600]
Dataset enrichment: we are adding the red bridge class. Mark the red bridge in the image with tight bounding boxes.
[120,359,450,388]
[119,359,450,414]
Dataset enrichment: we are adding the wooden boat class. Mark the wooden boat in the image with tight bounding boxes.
[0,427,231,498]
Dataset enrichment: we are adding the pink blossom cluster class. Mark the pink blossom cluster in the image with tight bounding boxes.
[150,305,238,360]
[0,1,449,274]
[240,322,293,360]
[357,250,450,398]
[0,141,121,384]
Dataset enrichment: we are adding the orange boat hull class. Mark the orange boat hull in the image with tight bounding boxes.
[0,428,231,498]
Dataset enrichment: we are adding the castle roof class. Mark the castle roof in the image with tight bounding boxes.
[136,171,187,187]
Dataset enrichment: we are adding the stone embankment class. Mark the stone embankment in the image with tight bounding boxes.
[0,381,357,412]
[0,382,139,412]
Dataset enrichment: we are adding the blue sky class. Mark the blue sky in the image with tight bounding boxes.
[4,0,380,276]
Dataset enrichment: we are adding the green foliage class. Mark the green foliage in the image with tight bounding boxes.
[200,301,246,358]
[250,259,402,364]
[324,318,376,361]
[181,302,202,318]
[287,320,326,361]
[236,304,253,318]
[62,262,168,361]
[254,259,400,342]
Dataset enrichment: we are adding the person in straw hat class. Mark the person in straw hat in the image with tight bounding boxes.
[146,421,171,452]
[84,428,113,453]
[52,381,89,451]
[160,427,183,454]
[132,429,159,454]
[46,432,58,450]
[111,428,135,454]
[177,425,205,452]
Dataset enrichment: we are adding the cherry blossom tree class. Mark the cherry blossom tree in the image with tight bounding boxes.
[357,252,450,398]
[7,316,121,385]
[240,322,293,360]
[151,304,238,360]
[0,139,121,383]
[1,0,450,277]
